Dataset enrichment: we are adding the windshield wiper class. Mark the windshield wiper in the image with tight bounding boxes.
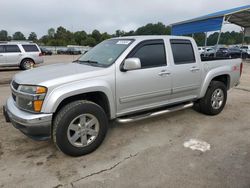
[75,60,105,67]
[78,60,98,64]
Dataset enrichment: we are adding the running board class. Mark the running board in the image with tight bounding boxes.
[116,102,194,123]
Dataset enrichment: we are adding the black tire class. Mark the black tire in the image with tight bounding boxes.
[20,59,35,70]
[195,81,227,116]
[53,100,108,156]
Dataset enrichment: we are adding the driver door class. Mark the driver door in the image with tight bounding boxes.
[115,39,172,116]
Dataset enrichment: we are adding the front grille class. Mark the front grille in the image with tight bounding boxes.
[11,80,19,102]
[12,81,19,90]
[12,93,16,101]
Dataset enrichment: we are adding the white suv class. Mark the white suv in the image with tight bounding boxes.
[0,42,44,70]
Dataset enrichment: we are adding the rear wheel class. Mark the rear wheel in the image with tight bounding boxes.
[53,100,108,156]
[194,81,227,115]
[20,59,35,70]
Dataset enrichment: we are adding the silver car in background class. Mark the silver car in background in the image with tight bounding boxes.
[0,42,44,70]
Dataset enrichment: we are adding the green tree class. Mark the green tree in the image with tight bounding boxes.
[0,30,8,41]
[74,31,87,45]
[48,28,55,38]
[123,30,135,36]
[12,31,26,40]
[28,32,38,42]
[39,35,49,45]
[54,26,74,46]
[114,30,126,37]
[84,36,96,47]
[193,33,206,46]
[91,30,102,43]
[100,32,111,41]
[135,22,170,35]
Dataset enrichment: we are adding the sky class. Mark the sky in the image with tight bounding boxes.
[0,0,249,38]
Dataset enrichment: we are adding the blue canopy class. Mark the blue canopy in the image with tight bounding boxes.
[172,17,223,35]
[171,5,250,35]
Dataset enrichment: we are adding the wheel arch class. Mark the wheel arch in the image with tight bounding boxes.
[199,71,231,98]
[20,57,35,65]
[54,91,111,120]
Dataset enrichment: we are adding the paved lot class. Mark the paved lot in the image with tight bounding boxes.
[0,57,250,188]
[0,55,80,84]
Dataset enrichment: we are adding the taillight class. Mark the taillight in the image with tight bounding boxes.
[39,53,43,56]
[240,62,243,76]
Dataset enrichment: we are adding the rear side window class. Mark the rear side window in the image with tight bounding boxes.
[5,45,21,53]
[130,40,166,68]
[0,46,4,53]
[22,45,39,52]
[170,39,195,64]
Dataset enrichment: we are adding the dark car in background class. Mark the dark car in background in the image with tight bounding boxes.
[65,47,81,55]
[40,47,52,55]
[57,48,67,54]
[216,47,248,59]
[202,47,248,59]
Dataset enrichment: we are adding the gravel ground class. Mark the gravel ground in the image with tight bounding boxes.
[0,58,249,188]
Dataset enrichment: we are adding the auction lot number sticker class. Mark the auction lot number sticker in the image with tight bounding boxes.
[116,40,131,45]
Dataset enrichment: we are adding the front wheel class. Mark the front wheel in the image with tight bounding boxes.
[53,100,108,156]
[195,81,227,115]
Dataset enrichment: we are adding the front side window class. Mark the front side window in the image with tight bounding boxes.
[5,45,21,53]
[22,45,39,52]
[77,39,134,67]
[130,40,166,68]
[170,39,195,64]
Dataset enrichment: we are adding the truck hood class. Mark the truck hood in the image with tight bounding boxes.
[14,63,105,87]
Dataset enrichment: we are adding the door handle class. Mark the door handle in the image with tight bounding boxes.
[158,70,171,76]
[0,55,3,56]
[190,67,200,72]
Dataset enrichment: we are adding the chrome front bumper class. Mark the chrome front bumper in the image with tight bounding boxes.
[4,97,53,140]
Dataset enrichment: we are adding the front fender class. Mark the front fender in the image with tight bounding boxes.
[41,79,115,118]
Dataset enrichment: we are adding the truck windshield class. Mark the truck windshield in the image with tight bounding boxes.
[77,39,134,67]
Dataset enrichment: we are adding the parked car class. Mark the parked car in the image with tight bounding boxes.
[241,46,250,58]
[40,47,52,55]
[3,36,242,156]
[0,42,44,70]
[215,47,248,59]
[198,47,205,54]
[200,47,215,57]
[65,47,81,55]
[57,48,67,54]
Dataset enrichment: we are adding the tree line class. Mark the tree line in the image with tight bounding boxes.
[0,22,249,47]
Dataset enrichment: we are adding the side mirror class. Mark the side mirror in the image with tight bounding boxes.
[122,58,141,71]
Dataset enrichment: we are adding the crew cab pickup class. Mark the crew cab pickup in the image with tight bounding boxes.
[3,36,242,156]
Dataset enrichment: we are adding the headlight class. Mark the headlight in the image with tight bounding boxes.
[16,85,47,112]
[19,85,47,94]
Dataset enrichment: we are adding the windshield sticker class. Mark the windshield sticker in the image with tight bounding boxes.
[116,40,131,45]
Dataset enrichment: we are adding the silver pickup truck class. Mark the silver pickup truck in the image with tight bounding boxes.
[3,36,242,156]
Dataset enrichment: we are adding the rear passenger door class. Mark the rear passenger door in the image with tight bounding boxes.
[170,39,202,102]
[4,45,22,65]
